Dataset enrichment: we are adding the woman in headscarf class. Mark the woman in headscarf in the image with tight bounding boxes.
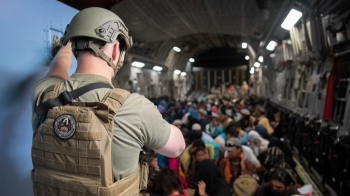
[268,138,295,168]
[255,168,300,196]
[150,167,188,196]
[194,160,231,196]
[264,147,286,170]
[263,147,300,186]
[248,131,269,157]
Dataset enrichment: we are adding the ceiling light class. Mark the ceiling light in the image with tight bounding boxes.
[131,61,145,68]
[258,56,263,63]
[173,46,181,52]
[174,70,181,75]
[254,62,260,68]
[250,68,254,74]
[245,55,250,60]
[241,42,247,49]
[281,9,303,30]
[153,66,163,71]
[189,58,195,62]
[181,72,187,76]
[270,53,276,58]
[266,41,277,51]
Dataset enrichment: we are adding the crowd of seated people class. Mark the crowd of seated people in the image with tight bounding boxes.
[140,92,303,196]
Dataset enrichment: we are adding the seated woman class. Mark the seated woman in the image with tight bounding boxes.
[255,168,300,196]
[271,111,284,139]
[263,147,301,186]
[179,139,214,177]
[186,147,208,188]
[268,138,295,168]
[248,130,269,157]
[145,167,188,196]
[148,154,160,189]
[195,160,231,196]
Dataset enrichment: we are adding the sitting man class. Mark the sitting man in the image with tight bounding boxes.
[205,113,224,138]
[219,138,255,183]
[228,121,248,145]
[254,105,274,135]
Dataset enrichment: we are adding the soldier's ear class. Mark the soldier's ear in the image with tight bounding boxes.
[112,42,120,62]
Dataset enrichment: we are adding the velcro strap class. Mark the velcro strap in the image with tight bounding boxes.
[34,173,100,195]
[32,140,100,159]
[40,124,102,141]
[99,166,140,196]
[47,111,93,123]
[32,156,100,176]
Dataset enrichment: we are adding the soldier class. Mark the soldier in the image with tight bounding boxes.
[31,7,185,196]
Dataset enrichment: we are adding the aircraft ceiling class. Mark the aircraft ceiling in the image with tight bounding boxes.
[59,0,290,68]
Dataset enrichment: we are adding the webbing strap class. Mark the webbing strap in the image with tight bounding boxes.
[35,82,113,116]
[32,156,100,176]
[40,124,102,141]
[89,43,118,72]
[34,173,100,195]
[102,88,130,114]
[99,166,140,196]
[32,140,100,159]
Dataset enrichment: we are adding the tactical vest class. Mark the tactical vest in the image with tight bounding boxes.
[32,82,148,196]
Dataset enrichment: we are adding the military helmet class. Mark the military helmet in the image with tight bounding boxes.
[62,7,133,74]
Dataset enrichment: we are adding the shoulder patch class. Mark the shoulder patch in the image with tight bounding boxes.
[54,114,77,139]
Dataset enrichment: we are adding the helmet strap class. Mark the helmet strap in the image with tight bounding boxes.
[88,41,119,74]
[72,39,124,76]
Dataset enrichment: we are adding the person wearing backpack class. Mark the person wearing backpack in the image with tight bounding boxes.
[31,7,185,196]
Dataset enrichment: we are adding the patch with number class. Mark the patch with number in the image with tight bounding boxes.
[54,114,76,139]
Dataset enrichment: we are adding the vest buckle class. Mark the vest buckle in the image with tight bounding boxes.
[59,91,73,105]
